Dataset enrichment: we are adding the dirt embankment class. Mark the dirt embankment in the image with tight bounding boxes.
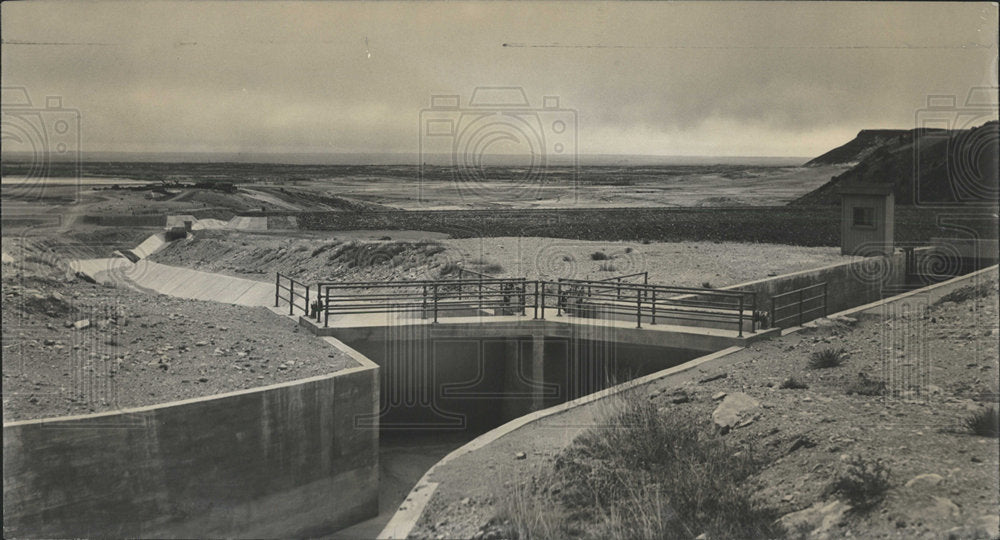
[149,231,856,290]
[409,283,1000,539]
[2,238,353,423]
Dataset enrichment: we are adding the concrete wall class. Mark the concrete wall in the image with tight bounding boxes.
[2,339,379,539]
[332,323,706,436]
[724,249,917,327]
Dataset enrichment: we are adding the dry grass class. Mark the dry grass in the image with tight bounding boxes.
[844,373,886,396]
[964,407,1000,438]
[808,348,847,369]
[496,393,782,539]
[829,456,891,512]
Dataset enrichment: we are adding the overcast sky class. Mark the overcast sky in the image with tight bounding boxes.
[2,1,997,160]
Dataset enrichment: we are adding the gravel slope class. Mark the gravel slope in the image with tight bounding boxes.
[149,231,858,289]
[2,244,353,422]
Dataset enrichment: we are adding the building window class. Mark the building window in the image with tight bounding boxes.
[852,206,875,228]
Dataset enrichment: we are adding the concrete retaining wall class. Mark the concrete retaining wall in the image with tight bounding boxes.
[724,249,917,324]
[2,338,379,539]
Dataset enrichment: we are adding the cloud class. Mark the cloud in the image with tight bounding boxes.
[2,1,996,157]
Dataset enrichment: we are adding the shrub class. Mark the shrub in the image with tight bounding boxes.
[379,236,392,240]
[779,377,809,390]
[701,281,713,289]
[599,262,617,272]
[482,263,503,274]
[964,407,999,438]
[809,348,846,369]
[514,397,784,539]
[844,373,885,396]
[562,255,573,262]
[439,262,460,276]
[830,456,890,511]
[625,247,633,254]
[590,251,610,261]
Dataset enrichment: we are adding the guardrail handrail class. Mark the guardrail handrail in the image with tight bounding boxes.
[598,271,648,284]
[275,272,311,317]
[770,282,828,328]
[278,274,812,337]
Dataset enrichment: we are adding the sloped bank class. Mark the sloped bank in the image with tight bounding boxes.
[384,265,999,539]
[2,334,379,538]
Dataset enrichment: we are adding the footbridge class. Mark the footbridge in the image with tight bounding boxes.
[277,271,776,339]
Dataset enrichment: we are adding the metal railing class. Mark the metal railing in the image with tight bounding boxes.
[275,274,818,337]
[317,278,528,327]
[275,272,311,316]
[770,282,828,328]
[599,271,648,284]
[552,278,756,335]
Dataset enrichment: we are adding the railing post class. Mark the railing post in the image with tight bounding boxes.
[520,280,526,315]
[478,278,483,313]
[433,283,439,323]
[274,273,280,307]
[750,293,756,333]
[305,285,309,317]
[533,281,539,319]
[617,278,622,300]
[822,282,828,317]
[636,288,642,328]
[643,272,648,286]
[324,287,330,328]
[651,290,656,325]
[798,289,804,326]
[422,285,427,319]
[540,282,546,319]
[288,280,294,316]
[738,295,744,337]
[556,282,562,316]
[770,296,776,329]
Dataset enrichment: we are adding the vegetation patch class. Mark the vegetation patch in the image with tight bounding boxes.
[963,407,999,438]
[935,281,998,305]
[829,456,891,512]
[808,348,846,369]
[844,373,886,396]
[497,397,782,539]
[779,377,809,390]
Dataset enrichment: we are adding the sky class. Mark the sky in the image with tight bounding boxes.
[2,1,997,161]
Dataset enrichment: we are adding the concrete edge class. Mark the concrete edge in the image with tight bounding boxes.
[826,264,999,319]
[3,311,376,429]
[778,264,1000,336]
[376,344,745,540]
[718,247,934,292]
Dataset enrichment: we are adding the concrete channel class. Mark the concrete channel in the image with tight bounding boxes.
[11,234,992,538]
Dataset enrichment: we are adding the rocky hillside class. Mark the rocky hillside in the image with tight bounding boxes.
[793,121,999,206]
[805,129,911,167]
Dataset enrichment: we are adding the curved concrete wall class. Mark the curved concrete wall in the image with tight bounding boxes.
[2,337,379,539]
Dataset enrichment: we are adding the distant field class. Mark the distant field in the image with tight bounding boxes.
[1,161,847,211]
[294,206,997,247]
